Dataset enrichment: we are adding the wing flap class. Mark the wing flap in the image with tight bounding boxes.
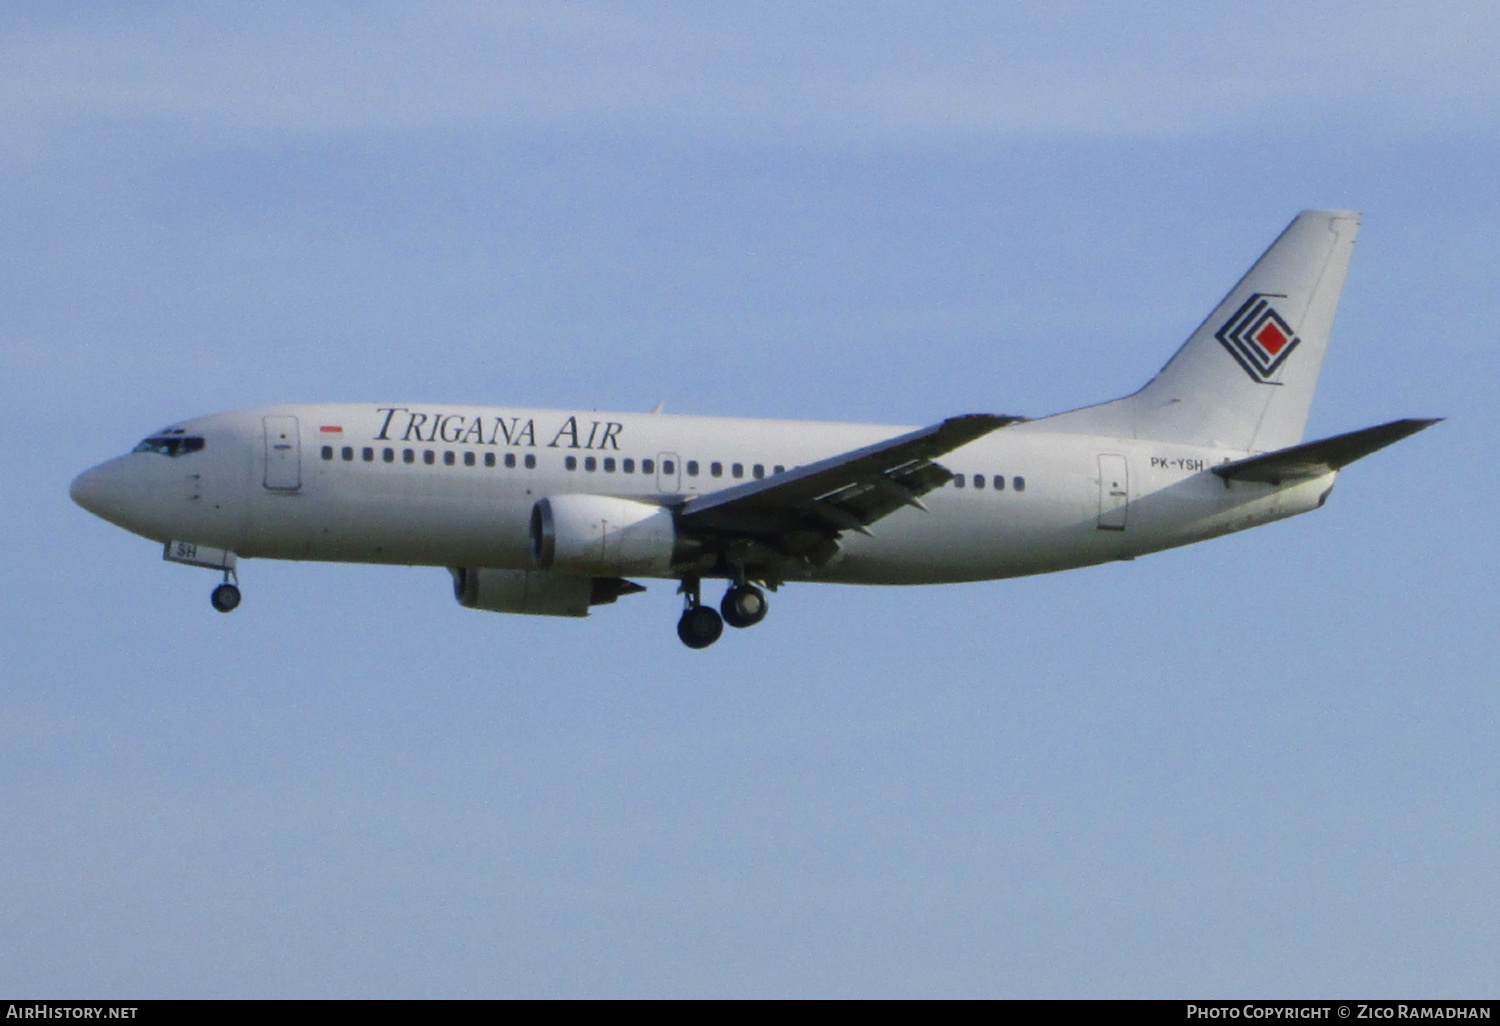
[1212,418,1441,484]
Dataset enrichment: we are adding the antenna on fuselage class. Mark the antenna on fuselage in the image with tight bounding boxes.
[650,400,665,415]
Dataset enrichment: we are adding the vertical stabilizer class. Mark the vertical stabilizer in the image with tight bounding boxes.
[1032,211,1360,452]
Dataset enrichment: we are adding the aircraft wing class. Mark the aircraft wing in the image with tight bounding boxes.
[1212,418,1442,484]
[676,414,1018,560]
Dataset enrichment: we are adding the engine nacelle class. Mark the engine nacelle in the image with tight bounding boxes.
[530,494,690,577]
[451,566,594,617]
[451,567,648,617]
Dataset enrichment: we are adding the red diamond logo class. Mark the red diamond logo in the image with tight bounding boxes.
[1254,320,1290,356]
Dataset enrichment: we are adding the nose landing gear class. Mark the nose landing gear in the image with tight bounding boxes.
[211,583,241,612]
[163,542,243,614]
[209,565,241,613]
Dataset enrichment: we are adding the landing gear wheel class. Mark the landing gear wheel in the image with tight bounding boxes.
[677,605,724,649]
[210,583,241,613]
[721,584,768,628]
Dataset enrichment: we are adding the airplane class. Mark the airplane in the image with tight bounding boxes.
[71,210,1438,648]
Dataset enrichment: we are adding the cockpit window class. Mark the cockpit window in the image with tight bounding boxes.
[133,436,206,457]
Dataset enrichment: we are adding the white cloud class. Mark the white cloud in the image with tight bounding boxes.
[0,1,1497,146]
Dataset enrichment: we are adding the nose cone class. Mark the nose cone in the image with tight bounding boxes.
[70,456,159,537]
[71,460,123,517]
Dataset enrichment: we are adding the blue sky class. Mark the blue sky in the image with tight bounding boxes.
[2,2,1496,997]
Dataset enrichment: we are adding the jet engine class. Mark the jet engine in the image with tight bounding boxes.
[530,495,698,576]
[450,566,643,618]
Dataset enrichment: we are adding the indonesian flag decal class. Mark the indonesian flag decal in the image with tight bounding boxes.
[1214,292,1302,384]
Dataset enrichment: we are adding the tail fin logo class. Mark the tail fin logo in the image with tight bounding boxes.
[1215,292,1301,384]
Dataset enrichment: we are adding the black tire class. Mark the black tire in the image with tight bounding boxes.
[721,584,767,628]
[210,583,241,613]
[677,605,724,649]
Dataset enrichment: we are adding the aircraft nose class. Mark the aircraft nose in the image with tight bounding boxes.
[71,462,115,516]
[70,457,145,526]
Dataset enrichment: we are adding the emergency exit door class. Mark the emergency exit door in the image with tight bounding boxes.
[655,451,681,493]
[1098,454,1128,531]
[263,416,302,491]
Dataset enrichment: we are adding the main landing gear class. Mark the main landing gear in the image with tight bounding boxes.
[676,578,769,648]
[721,583,768,628]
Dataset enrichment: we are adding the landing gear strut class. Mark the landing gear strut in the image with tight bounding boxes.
[210,567,241,613]
[676,578,723,649]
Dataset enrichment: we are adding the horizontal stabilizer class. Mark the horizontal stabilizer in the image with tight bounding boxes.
[1212,418,1442,484]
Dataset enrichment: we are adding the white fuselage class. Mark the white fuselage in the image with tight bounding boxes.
[72,402,1335,585]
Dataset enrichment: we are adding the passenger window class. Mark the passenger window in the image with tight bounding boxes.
[341,446,354,461]
[954,474,964,488]
[524,454,536,469]
[1014,476,1026,492]
[753,464,764,479]
[584,456,597,472]
[710,462,722,477]
[463,451,475,466]
[363,447,374,462]
[444,451,456,466]
[403,449,415,464]
[383,448,395,463]
[774,465,785,475]
[646,459,658,474]
[732,463,744,479]
[484,452,495,467]
[623,458,635,473]
[993,475,1005,490]
[565,455,577,471]
[973,474,984,489]
[424,450,435,465]
[603,457,616,472]
[321,445,333,460]
[686,461,699,477]
[504,452,516,468]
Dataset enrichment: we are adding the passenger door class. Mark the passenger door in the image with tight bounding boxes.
[263,416,302,491]
[1097,453,1128,531]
